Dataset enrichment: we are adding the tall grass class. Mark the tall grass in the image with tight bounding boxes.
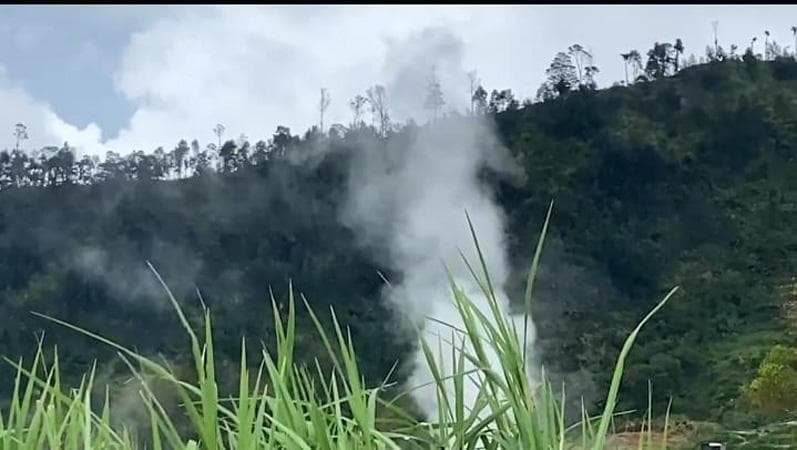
[0,207,678,449]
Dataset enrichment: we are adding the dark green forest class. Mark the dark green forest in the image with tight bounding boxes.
[2,40,797,434]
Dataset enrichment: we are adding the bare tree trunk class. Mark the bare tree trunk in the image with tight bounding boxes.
[319,88,331,133]
[623,61,629,85]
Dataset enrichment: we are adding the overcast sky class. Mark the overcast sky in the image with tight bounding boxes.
[1,5,796,155]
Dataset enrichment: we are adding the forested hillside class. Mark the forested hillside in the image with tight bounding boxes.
[2,53,797,433]
[501,56,797,424]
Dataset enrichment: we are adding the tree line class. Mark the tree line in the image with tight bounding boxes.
[538,24,797,100]
[6,24,797,191]
[2,84,527,190]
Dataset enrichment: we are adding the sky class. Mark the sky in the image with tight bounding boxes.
[1,4,797,156]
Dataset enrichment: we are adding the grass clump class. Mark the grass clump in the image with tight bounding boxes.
[0,206,677,449]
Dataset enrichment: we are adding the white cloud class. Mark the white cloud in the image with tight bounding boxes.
[0,66,106,155]
[6,5,797,155]
[382,27,470,122]
[106,6,525,152]
[111,5,797,153]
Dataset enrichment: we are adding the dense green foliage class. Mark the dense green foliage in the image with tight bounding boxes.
[496,56,797,424]
[0,239,677,450]
[2,56,797,434]
[742,344,797,417]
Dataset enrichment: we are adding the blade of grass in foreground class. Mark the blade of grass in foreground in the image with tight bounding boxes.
[592,286,680,450]
[523,200,554,365]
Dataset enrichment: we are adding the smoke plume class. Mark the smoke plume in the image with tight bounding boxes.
[341,116,533,419]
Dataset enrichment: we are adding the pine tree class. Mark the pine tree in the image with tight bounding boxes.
[424,66,445,122]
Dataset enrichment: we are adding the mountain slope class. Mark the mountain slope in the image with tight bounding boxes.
[498,57,797,422]
[1,57,797,426]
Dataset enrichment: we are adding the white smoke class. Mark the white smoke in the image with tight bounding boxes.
[342,116,533,419]
[381,26,472,123]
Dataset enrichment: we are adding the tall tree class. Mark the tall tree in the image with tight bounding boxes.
[674,39,685,72]
[9,150,27,186]
[193,149,211,177]
[9,149,27,187]
[237,138,250,168]
[152,146,167,179]
[705,45,717,62]
[129,150,159,180]
[13,123,28,152]
[729,44,739,60]
[765,30,771,60]
[621,52,632,85]
[712,21,719,56]
[644,42,676,79]
[270,126,293,157]
[319,88,331,133]
[423,66,445,122]
[76,155,95,185]
[213,123,226,148]
[626,50,643,82]
[366,84,390,138]
[583,65,599,90]
[467,70,480,115]
[173,140,190,179]
[537,51,579,101]
[568,44,596,87]
[252,140,269,165]
[472,85,488,115]
[0,151,10,188]
[614,51,637,85]
[218,140,238,173]
[488,89,517,113]
[349,95,367,128]
[52,143,75,185]
[792,26,797,58]
[98,151,126,181]
[767,39,784,60]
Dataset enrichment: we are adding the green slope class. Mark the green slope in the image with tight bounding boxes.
[1,57,797,429]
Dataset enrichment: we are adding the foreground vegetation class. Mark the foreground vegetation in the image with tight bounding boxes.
[0,215,686,449]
